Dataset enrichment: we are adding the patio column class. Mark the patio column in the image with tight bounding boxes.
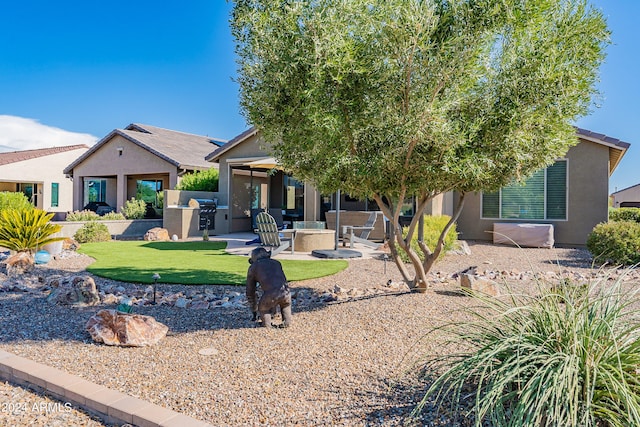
[116,173,127,213]
[72,176,84,211]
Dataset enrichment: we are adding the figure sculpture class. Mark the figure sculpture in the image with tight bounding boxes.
[246,247,292,328]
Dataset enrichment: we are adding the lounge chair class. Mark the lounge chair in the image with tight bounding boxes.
[255,212,295,256]
[342,211,380,249]
[252,208,286,231]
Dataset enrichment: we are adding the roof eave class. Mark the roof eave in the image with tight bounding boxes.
[205,127,258,162]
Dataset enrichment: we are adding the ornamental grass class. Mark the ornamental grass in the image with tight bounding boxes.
[414,270,640,427]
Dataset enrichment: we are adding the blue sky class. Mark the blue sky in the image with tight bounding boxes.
[0,1,637,193]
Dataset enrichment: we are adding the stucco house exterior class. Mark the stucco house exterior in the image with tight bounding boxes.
[205,128,324,233]
[454,127,630,246]
[611,183,640,208]
[0,145,89,218]
[207,126,629,246]
[63,123,225,214]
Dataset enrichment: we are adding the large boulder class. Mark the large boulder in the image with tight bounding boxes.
[144,227,170,241]
[85,309,169,347]
[2,252,35,277]
[46,275,100,306]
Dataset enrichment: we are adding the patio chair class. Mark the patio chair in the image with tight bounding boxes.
[342,211,380,249]
[255,211,295,256]
[252,208,286,231]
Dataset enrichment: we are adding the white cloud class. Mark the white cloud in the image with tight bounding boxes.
[0,115,98,152]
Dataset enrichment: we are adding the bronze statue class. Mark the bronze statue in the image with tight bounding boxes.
[246,247,292,328]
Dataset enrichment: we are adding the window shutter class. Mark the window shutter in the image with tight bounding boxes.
[482,191,500,218]
[502,169,545,219]
[546,161,567,220]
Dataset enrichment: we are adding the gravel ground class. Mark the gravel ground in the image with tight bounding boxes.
[0,241,632,426]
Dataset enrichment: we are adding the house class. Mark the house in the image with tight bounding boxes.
[0,145,89,218]
[207,126,629,246]
[454,127,630,246]
[205,128,324,233]
[63,123,225,214]
[611,183,640,208]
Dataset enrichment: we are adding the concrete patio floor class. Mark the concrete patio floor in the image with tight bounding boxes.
[209,232,388,260]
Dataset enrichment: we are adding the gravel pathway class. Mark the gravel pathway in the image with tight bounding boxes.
[0,241,631,426]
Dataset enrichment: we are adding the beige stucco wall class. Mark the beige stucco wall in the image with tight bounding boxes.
[455,140,610,246]
[612,185,640,207]
[163,189,230,238]
[71,135,180,212]
[215,132,270,208]
[0,147,88,213]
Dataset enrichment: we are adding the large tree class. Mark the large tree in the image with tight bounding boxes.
[231,0,609,289]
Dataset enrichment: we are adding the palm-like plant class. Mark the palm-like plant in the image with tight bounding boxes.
[0,209,65,253]
[414,274,640,427]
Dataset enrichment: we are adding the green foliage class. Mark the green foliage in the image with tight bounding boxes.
[399,215,457,263]
[66,210,101,221]
[415,276,640,427]
[0,192,34,213]
[121,198,147,219]
[74,221,111,244]
[232,0,608,281]
[609,207,640,223]
[0,209,64,252]
[175,168,219,192]
[586,221,640,265]
[66,210,127,221]
[78,241,348,285]
[100,211,126,221]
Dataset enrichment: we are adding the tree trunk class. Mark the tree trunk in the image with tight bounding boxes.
[373,192,466,292]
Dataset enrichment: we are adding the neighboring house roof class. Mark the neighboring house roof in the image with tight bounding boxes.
[0,144,89,166]
[611,182,640,196]
[205,127,258,162]
[64,123,226,174]
[575,127,630,175]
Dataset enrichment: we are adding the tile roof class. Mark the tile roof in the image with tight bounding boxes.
[0,144,89,166]
[64,124,226,174]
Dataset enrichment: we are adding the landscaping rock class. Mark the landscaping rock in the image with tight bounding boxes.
[46,275,100,306]
[144,227,170,241]
[85,309,169,347]
[460,273,500,296]
[2,252,35,277]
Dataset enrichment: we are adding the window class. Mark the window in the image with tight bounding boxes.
[51,183,59,207]
[482,160,567,220]
[136,179,163,207]
[84,179,107,204]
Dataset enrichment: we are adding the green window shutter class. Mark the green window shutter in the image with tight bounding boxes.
[501,169,545,219]
[51,183,59,207]
[546,161,567,220]
[482,191,500,218]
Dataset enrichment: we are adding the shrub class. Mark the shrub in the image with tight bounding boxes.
[101,211,126,221]
[66,210,101,221]
[414,275,640,427]
[609,207,640,223]
[0,209,64,252]
[121,198,147,219]
[586,221,640,265]
[0,192,34,213]
[175,168,219,191]
[399,215,457,263]
[74,221,111,243]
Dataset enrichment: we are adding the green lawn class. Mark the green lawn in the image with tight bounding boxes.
[78,240,348,285]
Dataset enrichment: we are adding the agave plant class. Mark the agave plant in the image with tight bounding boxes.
[414,273,640,427]
[0,208,65,253]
